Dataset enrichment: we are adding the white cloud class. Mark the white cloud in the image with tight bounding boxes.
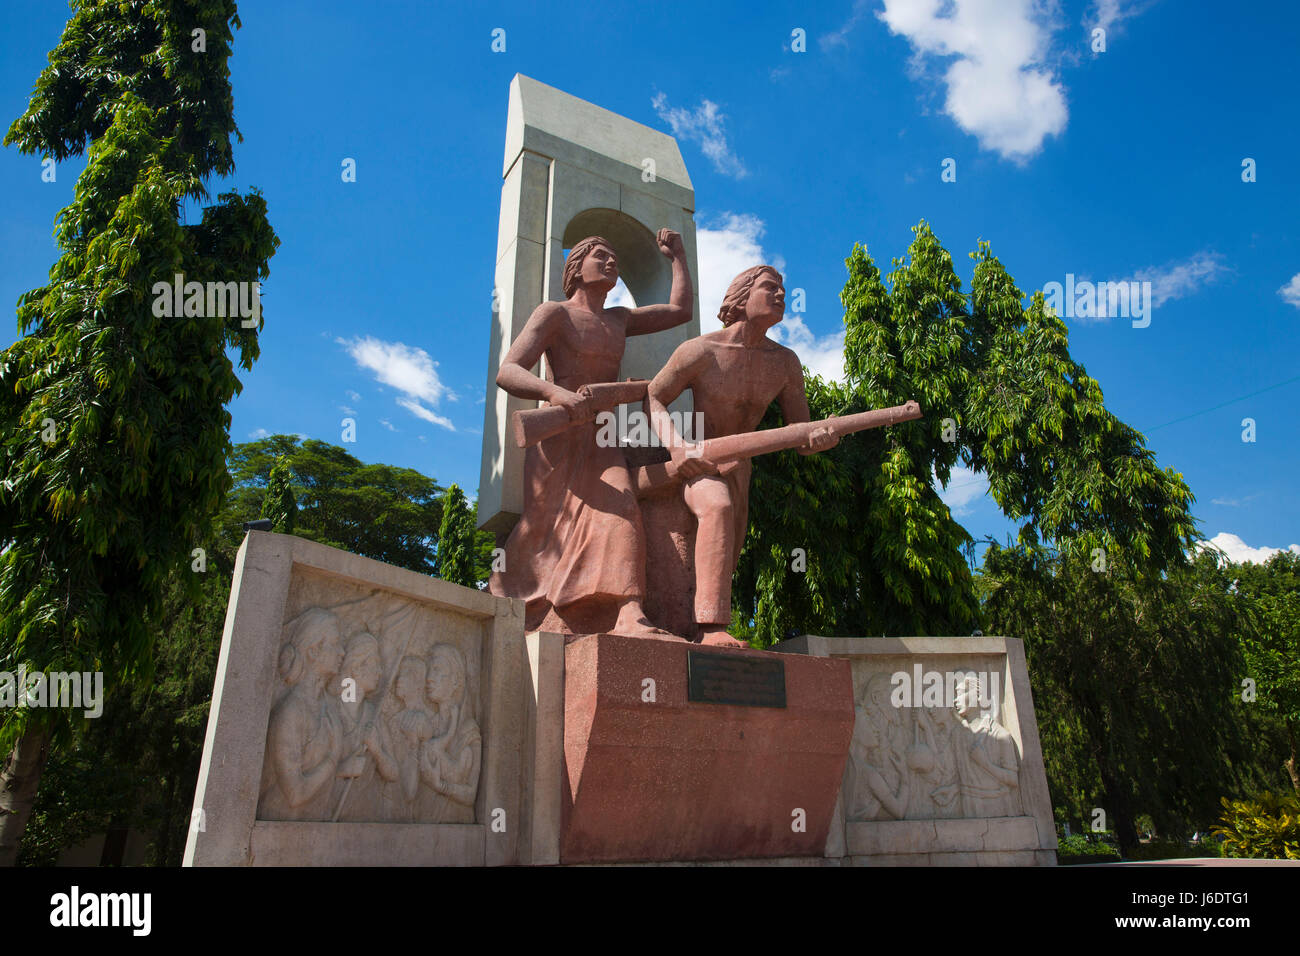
[1278,272,1300,308]
[820,0,872,50]
[1135,252,1226,307]
[397,397,454,431]
[877,0,1068,161]
[696,213,842,379]
[1199,532,1300,566]
[651,93,747,178]
[339,335,456,432]
[1086,0,1144,36]
[249,427,270,440]
[378,418,397,432]
[1210,494,1259,508]
[696,214,784,333]
[339,335,454,405]
[345,389,361,402]
[339,405,356,416]
[934,465,989,517]
[771,316,846,382]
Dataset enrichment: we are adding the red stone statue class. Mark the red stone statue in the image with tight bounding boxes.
[646,266,838,646]
[489,230,693,638]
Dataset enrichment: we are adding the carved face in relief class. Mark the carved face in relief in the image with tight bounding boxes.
[953,675,982,719]
[341,634,382,695]
[308,618,345,679]
[426,646,465,706]
[395,656,427,708]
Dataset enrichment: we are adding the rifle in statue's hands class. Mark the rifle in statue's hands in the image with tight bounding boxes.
[634,400,923,495]
[512,379,650,448]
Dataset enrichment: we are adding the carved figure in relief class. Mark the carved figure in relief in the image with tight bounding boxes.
[335,633,383,784]
[261,608,346,818]
[848,673,909,820]
[911,705,960,817]
[419,644,481,814]
[951,673,1022,817]
[386,656,437,813]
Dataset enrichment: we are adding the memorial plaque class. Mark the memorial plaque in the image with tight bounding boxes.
[687,651,787,708]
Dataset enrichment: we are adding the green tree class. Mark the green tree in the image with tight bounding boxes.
[980,544,1283,854]
[259,455,297,534]
[224,436,444,573]
[0,1,276,864]
[435,484,479,588]
[737,223,1198,644]
[1231,552,1300,794]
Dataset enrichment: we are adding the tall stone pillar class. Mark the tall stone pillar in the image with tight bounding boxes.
[477,74,699,534]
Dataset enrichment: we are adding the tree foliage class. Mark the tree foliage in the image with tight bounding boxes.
[435,484,478,588]
[979,545,1285,852]
[224,435,446,574]
[1229,552,1300,793]
[0,1,275,863]
[259,455,297,534]
[737,223,1198,644]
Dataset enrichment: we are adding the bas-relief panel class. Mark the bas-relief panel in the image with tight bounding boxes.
[256,567,483,825]
[846,659,1024,823]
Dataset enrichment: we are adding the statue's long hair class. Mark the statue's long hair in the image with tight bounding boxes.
[718,265,782,327]
[562,235,614,298]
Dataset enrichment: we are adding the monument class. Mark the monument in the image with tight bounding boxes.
[184,74,1056,867]
[488,228,693,638]
[478,74,701,537]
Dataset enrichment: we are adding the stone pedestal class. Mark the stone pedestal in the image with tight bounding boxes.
[558,634,854,863]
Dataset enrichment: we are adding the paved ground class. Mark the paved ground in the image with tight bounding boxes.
[1092,858,1299,866]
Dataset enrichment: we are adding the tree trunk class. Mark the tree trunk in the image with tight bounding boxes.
[99,821,128,867]
[1286,720,1300,797]
[0,725,53,866]
[1096,758,1140,855]
[1080,697,1140,856]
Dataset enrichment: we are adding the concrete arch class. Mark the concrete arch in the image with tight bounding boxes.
[560,208,668,308]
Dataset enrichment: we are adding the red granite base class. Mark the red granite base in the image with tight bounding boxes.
[561,633,854,863]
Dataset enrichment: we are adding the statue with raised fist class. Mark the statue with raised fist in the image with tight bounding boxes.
[489,229,694,637]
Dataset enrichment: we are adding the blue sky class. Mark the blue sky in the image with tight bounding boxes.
[3,0,1299,564]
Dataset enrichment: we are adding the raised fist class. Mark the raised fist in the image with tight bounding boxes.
[656,228,684,258]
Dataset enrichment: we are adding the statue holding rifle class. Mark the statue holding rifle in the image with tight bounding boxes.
[496,255,920,644]
[646,266,920,645]
[488,229,693,638]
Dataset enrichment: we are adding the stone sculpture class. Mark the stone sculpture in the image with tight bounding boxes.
[488,230,694,638]
[952,672,1022,817]
[645,266,839,645]
[846,669,1022,822]
[260,608,347,820]
[258,595,482,825]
